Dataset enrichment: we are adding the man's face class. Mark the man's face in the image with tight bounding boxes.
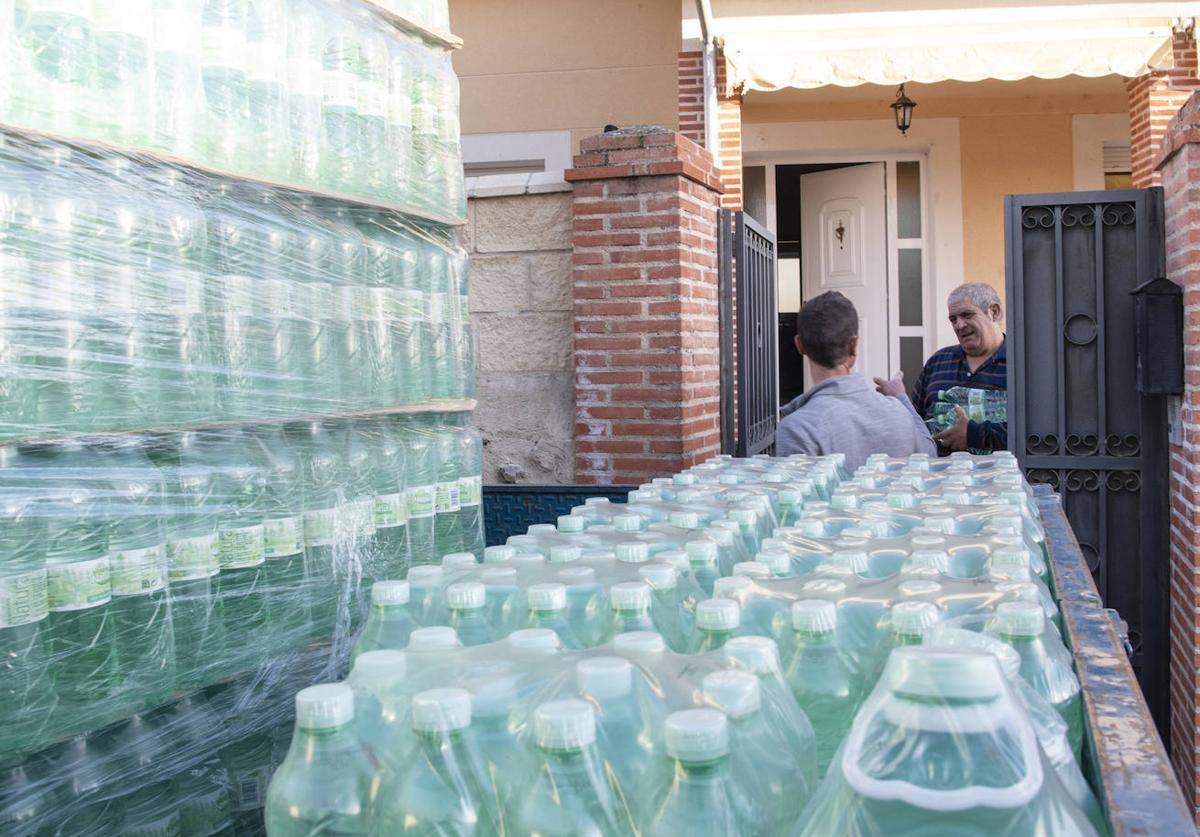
[948,300,1001,356]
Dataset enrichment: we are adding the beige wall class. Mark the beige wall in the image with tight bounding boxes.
[466,189,576,484]
[450,0,680,150]
[742,76,1130,299]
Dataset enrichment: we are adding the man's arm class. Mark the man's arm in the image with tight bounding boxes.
[888,389,937,456]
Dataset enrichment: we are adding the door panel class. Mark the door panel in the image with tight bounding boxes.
[801,163,888,382]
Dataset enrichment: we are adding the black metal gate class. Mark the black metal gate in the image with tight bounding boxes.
[1005,187,1169,735]
[719,210,778,457]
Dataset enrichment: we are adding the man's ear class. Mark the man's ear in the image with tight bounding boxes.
[794,335,805,356]
[989,303,1003,322]
[847,335,859,358]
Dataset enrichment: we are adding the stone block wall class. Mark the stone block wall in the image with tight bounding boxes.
[466,187,576,484]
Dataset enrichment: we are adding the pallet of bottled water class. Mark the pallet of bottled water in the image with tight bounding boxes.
[267,452,1111,834]
[0,0,465,219]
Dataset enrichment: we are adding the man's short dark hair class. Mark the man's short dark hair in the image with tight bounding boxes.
[797,291,859,369]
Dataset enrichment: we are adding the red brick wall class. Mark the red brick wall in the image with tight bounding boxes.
[677,48,744,209]
[564,128,723,485]
[1155,89,1200,822]
[1129,33,1200,187]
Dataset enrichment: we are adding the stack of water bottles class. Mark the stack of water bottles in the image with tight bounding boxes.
[269,452,1110,834]
[0,0,482,833]
[0,0,464,217]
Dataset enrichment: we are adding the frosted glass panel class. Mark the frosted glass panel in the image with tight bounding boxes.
[897,161,921,239]
[899,248,923,327]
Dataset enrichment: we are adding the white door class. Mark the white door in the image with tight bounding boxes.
[800,163,888,383]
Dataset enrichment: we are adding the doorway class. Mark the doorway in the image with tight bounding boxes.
[745,156,934,406]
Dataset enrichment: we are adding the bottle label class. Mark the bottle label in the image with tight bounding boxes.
[168,534,219,582]
[435,481,461,514]
[287,56,323,99]
[388,79,412,128]
[459,475,482,507]
[0,569,48,629]
[408,485,435,519]
[413,95,436,136]
[263,516,303,558]
[200,26,247,69]
[350,498,377,538]
[110,545,168,597]
[32,0,94,20]
[322,69,359,109]
[47,558,112,612]
[233,766,269,811]
[374,492,407,529]
[218,525,265,569]
[359,80,388,118]
[303,507,339,547]
[96,3,152,37]
[245,42,285,84]
[456,294,471,323]
[428,292,446,325]
[153,9,200,56]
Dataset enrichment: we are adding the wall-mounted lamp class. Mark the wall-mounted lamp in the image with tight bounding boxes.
[891,84,917,135]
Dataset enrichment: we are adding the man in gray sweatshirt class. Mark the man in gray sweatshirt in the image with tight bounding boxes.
[775,291,936,470]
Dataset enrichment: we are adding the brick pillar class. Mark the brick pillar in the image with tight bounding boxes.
[1128,31,1200,187]
[1155,90,1200,822]
[677,48,744,209]
[565,127,723,486]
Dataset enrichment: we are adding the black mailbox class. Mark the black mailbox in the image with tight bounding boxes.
[1131,277,1183,395]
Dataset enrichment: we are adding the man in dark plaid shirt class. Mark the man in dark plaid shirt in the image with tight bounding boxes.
[876,283,1007,453]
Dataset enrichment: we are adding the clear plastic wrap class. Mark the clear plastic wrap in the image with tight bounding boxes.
[0,135,473,437]
[0,3,476,828]
[0,0,464,219]
[267,631,819,835]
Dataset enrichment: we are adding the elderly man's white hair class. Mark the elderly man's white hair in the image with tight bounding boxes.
[947,282,1001,312]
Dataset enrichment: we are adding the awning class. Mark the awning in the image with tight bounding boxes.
[706,4,1199,92]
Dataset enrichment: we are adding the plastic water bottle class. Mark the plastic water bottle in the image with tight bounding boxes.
[550,565,599,645]
[785,599,858,775]
[298,420,343,640]
[795,648,1099,835]
[479,566,520,635]
[648,709,740,837]
[376,687,499,834]
[36,444,120,736]
[243,0,287,180]
[406,564,447,627]
[102,435,175,713]
[151,0,204,157]
[352,580,417,660]
[154,431,223,691]
[347,649,411,770]
[213,427,269,679]
[866,600,942,690]
[199,0,249,170]
[320,15,361,193]
[702,669,808,833]
[518,699,634,836]
[404,419,437,565]
[635,563,688,651]
[990,601,1084,759]
[685,539,720,596]
[48,732,124,835]
[284,0,323,185]
[366,418,410,582]
[471,675,535,832]
[527,582,581,649]
[609,581,656,638]
[446,581,496,646]
[92,0,152,144]
[265,683,376,836]
[456,420,484,557]
[0,495,54,757]
[254,425,310,655]
[432,421,464,558]
[576,656,656,820]
[16,0,95,136]
[690,598,740,652]
[357,28,389,197]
